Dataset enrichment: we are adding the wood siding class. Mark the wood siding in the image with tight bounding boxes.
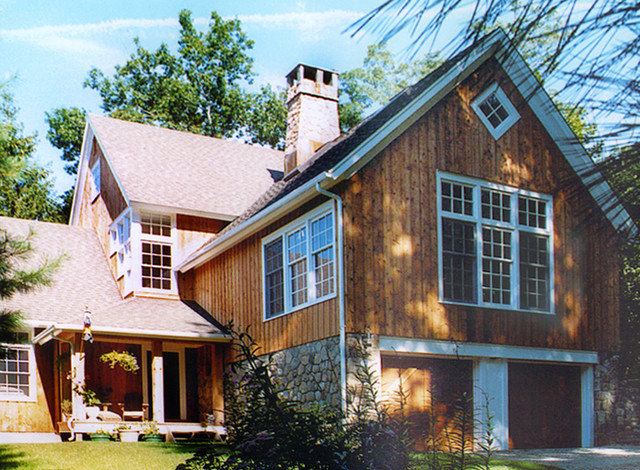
[180,199,339,356]
[183,58,620,355]
[341,58,620,352]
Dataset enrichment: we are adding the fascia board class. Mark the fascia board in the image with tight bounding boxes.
[379,336,599,364]
[69,123,93,226]
[130,201,236,222]
[495,37,638,237]
[328,35,502,182]
[177,172,328,272]
[26,320,229,342]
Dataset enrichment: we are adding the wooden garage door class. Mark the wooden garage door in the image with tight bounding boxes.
[508,362,581,449]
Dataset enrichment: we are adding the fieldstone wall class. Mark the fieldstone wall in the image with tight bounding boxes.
[595,353,640,445]
[226,336,342,409]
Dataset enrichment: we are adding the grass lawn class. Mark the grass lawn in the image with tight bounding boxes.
[0,441,206,470]
[0,442,562,470]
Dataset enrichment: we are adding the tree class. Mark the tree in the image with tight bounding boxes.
[0,83,60,355]
[45,107,86,176]
[339,42,443,131]
[84,10,260,141]
[349,0,639,144]
[0,88,62,222]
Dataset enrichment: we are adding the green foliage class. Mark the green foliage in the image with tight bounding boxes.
[339,43,443,132]
[0,87,64,222]
[99,350,140,373]
[244,85,288,150]
[84,10,264,143]
[45,107,86,176]
[179,326,412,470]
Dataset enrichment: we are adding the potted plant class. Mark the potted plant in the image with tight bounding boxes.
[61,399,73,419]
[89,429,112,441]
[140,421,164,442]
[117,423,140,442]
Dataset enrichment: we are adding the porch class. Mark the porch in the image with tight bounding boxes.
[33,328,228,441]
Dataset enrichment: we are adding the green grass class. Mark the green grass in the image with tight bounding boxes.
[0,442,207,470]
[409,453,563,470]
[0,443,562,470]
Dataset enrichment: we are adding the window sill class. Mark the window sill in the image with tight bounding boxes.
[263,292,337,322]
[439,299,554,315]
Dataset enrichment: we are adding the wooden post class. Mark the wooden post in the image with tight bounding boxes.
[151,340,165,423]
[71,334,85,422]
[212,343,225,422]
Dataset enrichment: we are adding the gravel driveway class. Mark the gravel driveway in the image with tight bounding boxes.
[496,446,640,469]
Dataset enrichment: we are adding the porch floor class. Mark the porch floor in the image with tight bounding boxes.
[59,420,226,441]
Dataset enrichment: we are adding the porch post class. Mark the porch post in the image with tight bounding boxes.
[212,343,225,422]
[151,340,165,422]
[71,334,86,422]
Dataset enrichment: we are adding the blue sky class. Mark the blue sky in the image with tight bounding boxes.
[0,1,402,196]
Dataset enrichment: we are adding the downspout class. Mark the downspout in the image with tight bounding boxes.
[315,182,347,414]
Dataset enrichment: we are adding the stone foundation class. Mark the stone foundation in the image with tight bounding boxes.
[226,336,342,409]
[594,353,640,445]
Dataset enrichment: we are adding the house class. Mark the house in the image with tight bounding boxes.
[0,29,635,448]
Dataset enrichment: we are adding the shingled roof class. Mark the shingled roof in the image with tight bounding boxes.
[0,217,224,339]
[89,115,284,218]
[178,29,636,272]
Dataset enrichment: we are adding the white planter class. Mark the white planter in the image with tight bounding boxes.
[119,430,140,442]
[85,406,100,420]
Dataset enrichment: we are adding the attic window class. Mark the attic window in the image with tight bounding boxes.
[471,83,520,140]
[90,160,101,200]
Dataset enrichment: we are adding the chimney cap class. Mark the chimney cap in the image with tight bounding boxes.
[286,64,339,86]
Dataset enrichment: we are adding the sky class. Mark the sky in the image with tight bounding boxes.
[0,0,410,196]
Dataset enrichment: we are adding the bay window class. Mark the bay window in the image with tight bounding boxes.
[438,172,553,312]
[262,205,336,319]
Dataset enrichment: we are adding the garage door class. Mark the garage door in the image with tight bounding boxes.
[508,362,581,449]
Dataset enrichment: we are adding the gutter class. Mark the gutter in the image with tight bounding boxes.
[315,181,348,414]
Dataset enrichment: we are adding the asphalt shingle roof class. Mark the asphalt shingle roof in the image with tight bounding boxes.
[90,115,284,218]
[0,217,224,337]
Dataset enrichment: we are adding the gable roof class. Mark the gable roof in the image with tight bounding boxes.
[0,216,225,340]
[71,115,284,222]
[178,29,636,273]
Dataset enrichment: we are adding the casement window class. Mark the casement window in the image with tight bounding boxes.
[90,159,101,199]
[140,212,173,292]
[262,205,336,320]
[110,211,132,287]
[0,333,36,402]
[471,83,520,140]
[438,172,553,313]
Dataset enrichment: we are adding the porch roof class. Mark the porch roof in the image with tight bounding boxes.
[0,216,225,340]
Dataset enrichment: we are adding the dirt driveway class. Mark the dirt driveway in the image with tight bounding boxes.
[496,446,640,469]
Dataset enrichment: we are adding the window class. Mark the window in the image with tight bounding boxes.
[471,83,520,140]
[0,333,35,401]
[438,172,553,312]
[110,211,132,292]
[262,205,336,319]
[139,212,174,292]
[90,159,101,199]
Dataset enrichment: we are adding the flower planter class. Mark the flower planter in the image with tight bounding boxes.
[142,434,164,442]
[119,430,140,442]
[85,406,100,420]
[89,433,111,441]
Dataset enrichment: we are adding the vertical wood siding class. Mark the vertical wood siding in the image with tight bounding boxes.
[341,58,620,352]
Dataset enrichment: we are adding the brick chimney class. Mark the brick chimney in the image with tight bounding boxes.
[284,64,339,175]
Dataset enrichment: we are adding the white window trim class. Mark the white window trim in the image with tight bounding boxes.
[109,209,133,293]
[437,171,555,314]
[471,82,520,140]
[131,209,178,295]
[0,332,37,403]
[261,202,337,321]
[89,159,101,201]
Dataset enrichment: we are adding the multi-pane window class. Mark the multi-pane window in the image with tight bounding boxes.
[142,242,172,290]
[262,206,336,319]
[90,160,101,199]
[139,212,174,292]
[471,83,520,140]
[141,213,171,237]
[0,333,33,401]
[110,211,132,287]
[438,172,553,312]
